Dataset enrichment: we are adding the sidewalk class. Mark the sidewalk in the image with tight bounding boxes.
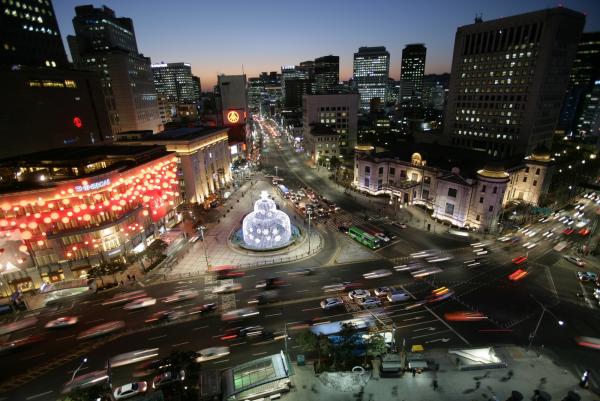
[286,346,595,401]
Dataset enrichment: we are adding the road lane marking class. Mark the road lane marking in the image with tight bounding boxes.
[265,313,283,317]
[301,306,321,312]
[230,342,246,347]
[172,341,190,347]
[296,290,309,293]
[411,330,449,340]
[211,359,229,364]
[252,351,268,357]
[25,391,53,400]
[395,319,438,329]
[148,335,167,341]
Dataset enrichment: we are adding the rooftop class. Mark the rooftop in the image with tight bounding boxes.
[119,127,228,142]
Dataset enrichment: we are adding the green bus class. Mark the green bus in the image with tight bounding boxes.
[347,226,381,249]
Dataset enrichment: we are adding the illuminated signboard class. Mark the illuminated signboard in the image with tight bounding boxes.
[75,178,111,192]
[227,110,240,124]
[73,117,83,128]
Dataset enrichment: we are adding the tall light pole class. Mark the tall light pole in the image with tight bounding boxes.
[71,357,88,382]
[527,295,564,351]
[275,165,279,178]
[307,210,312,253]
[199,225,209,270]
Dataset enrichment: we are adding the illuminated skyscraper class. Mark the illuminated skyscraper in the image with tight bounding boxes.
[314,55,339,94]
[152,62,199,104]
[353,46,390,111]
[400,44,427,105]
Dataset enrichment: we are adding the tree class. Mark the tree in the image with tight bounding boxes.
[294,330,331,371]
[365,333,387,363]
[330,322,357,371]
[146,239,168,261]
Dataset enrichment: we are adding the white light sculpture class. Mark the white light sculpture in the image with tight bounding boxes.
[242,191,291,249]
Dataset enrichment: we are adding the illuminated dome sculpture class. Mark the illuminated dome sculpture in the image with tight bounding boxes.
[242,191,292,250]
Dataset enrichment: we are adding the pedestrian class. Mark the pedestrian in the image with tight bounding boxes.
[412,369,416,377]
[433,380,438,390]
[475,380,481,389]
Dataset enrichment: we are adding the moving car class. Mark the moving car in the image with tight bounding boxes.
[102,290,148,306]
[348,289,371,300]
[374,287,392,297]
[357,297,382,308]
[212,282,242,294]
[77,321,125,340]
[387,291,411,303]
[113,382,147,400]
[578,271,598,282]
[363,269,392,279]
[109,348,159,368]
[320,298,344,310]
[221,307,259,321]
[221,326,265,340]
[152,369,185,389]
[247,290,279,305]
[123,297,156,310]
[45,316,78,329]
[162,290,199,304]
[508,269,528,281]
[288,268,314,277]
[188,303,217,315]
[322,282,360,292]
[512,256,528,265]
[196,346,230,363]
[255,277,285,289]
[0,334,43,353]
[444,311,487,321]
[564,254,585,267]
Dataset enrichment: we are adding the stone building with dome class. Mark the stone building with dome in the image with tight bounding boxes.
[352,144,554,232]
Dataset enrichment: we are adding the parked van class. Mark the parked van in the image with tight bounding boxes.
[387,291,410,303]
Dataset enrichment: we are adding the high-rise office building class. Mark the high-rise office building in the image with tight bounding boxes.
[217,74,247,126]
[192,75,202,98]
[558,32,600,134]
[444,8,585,158]
[400,44,427,105]
[68,5,162,134]
[152,62,199,105]
[422,73,450,111]
[281,65,311,108]
[0,0,68,69]
[353,46,390,111]
[576,80,600,137]
[314,55,339,94]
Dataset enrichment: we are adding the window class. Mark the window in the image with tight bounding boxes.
[377,179,383,190]
[411,173,418,181]
[479,197,484,203]
[535,168,540,175]
[482,185,486,193]
[365,166,370,174]
[493,186,497,194]
[389,167,395,175]
[400,170,407,178]
[364,177,370,187]
[488,205,493,212]
[422,189,429,200]
[533,180,537,187]
[378,167,384,175]
[525,167,530,173]
[445,203,455,215]
[424,176,431,184]
[476,214,480,221]
[523,176,527,183]
[448,188,458,198]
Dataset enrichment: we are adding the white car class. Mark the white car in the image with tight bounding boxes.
[162,290,199,304]
[196,346,230,363]
[221,307,259,321]
[357,297,382,308]
[320,298,344,310]
[212,282,242,294]
[113,382,147,400]
[123,297,156,310]
[45,316,78,329]
[77,321,125,340]
[363,269,392,279]
[374,287,392,297]
[348,289,371,300]
[564,255,585,267]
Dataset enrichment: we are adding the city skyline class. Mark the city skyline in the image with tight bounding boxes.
[54,0,600,90]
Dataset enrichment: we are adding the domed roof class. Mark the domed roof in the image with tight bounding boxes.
[355,144,374,152]
[528,145,552,162]
[477,163,509,179]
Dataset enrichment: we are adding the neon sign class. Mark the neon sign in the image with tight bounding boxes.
[73,117,83,128]
[75,178,111,192]
[227,110,240,124]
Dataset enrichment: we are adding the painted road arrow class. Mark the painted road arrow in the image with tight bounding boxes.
[413,326,436,332]
[425,338,450,344]
[403,316,425,321]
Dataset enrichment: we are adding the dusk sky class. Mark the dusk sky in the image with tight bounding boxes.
[54,0,600,90]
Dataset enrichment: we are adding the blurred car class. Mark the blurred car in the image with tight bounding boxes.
[464,259,486,268]
[512,256,528,265]
[357,297,382,308]
[212,282,242,294]
[578,271,598,282]
[248,290,279,305]
[109,348,159,367]
[410,249,440,259]
[196,346,230,363]
[0,334,43,353]
[579,228,591,236]
[61,370,109,394]
[575,336,600,350]
[211,265,245,280]
[348,289,371,300]
[221,326,265,340]
[322,282,360,292]
[426,287,453,303]
[444,311,487,321]
[132,359,173,378]
[564,255,585,267]
[152,369,185,389]
[114,381,147,400]
[77,321,125,340]
[124,297,156,310]
[288,268,314,276]
[411,267,443,278]
[427,255,453,263]
[255,277,285,289]
[162,290,199,304]
[145,310,174,324]
[508,269,528,281]
[188,303,217,315]
[320,298,344,310]
[393,222,407,229]
[374,287,392,297]
[102,290,148,306]
[221,307,259,321]
[363,269,392,279]
[393,262,422,272]
[45,316,78,329]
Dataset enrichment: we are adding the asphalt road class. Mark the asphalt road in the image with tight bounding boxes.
[2,120,600,400]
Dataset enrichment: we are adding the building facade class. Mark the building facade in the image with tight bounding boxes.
[302,93,360,155]
[314,55,339,94]
[152,62,199,105]
[116,128,232,205]
[0,0,68,69]
[400,44,427,105]
[577,80,600,138]
[0,146,181,292]
[422,74,450,111]
[304,124,340,166]
[217,74,247,126]
[353,46,390,111]
[68,5,162,135]
[353,145,553,232]
[443,8,585,158]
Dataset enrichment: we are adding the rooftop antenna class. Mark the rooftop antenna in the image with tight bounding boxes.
[475,13,483,23]
[242,64,245,76]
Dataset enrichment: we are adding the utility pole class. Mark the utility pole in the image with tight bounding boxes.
[307,211,312,253]
[199,226,210,270]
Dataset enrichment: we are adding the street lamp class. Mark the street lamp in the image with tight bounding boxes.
[527,295,564,351]
[307,210,312,253]
[71,357,88,382]
[198,225,209,269]
[275,166,278,178]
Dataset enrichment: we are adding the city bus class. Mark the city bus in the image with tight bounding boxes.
[347,226,381,249]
